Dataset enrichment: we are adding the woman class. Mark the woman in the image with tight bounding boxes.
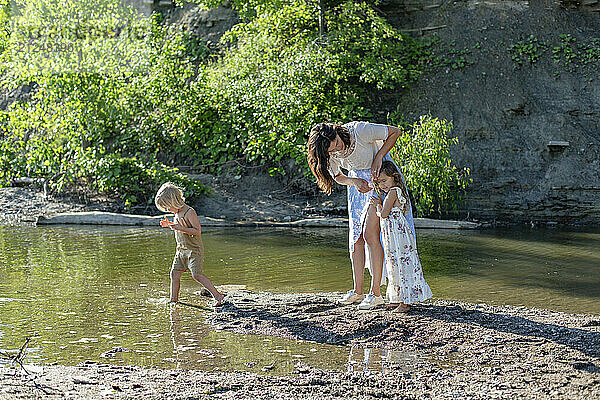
[306,121,415,310]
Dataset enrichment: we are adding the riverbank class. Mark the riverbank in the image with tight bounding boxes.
[2,291,599,399]
[0,186,480,229]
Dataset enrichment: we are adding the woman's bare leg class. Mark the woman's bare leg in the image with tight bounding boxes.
[364,204,383,297]
[351,236,366,294]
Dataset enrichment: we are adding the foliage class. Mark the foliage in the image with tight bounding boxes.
[508,35,547,66]
[0,0,470,214]
[389,115,471,215]
[552,34,600,74]
[201,0,425,171]
[86,154,208,208]
[424,38,475,71]
[507,33,600,77]
[0,1,209,207]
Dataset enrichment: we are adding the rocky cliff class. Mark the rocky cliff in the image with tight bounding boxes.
[382,0,600,224]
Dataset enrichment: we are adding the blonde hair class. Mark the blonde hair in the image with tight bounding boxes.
[155,182,186,212]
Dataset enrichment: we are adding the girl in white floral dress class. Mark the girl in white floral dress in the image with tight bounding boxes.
[371,161,433,312]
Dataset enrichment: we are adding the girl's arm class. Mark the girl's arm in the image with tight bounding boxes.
[378,189,398,219]
[371,125,402,178]
[334,172,371,193]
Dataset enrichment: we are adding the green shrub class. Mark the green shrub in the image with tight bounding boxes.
[0,0,470,214]
[390,115,471,216]
[202,0,424,170]
[85,154,208,208]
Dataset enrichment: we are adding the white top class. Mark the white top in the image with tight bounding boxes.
[328,121,389,176]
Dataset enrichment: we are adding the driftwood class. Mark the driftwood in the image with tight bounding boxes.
[0,338,30,374]
[36,211,480,229]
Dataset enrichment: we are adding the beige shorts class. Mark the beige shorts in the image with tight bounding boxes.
[171,249,203,275]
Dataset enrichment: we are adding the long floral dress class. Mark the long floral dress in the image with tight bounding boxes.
[380,188,433,304]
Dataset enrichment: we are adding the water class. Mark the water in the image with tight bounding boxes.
[0,225,599,373]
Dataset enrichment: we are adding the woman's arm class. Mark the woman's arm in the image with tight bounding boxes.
[378,189,398,219]
[334,172,371,193]
[371,125,402,178]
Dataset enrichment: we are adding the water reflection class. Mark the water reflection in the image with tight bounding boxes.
[347,346,419,373]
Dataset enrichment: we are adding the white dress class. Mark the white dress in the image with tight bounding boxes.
[380,188,433,304]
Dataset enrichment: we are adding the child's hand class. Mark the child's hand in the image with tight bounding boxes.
[168,223,184,231]
[160,217,172,228]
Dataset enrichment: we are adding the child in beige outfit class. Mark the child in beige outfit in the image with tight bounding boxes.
[155,182,225,307]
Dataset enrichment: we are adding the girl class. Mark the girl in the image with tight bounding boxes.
[155,182,225,307]
[307,121,415,310]
[371,161,432,312]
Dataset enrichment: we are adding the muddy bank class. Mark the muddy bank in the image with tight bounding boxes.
[1,186,481,229]
[0,187,120,226]
[3,292,599,399]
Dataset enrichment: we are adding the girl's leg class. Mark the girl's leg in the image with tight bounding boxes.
[363,204,383,297]
[170,270,184,302]
[351,235,366,294]
[191,272,224,304]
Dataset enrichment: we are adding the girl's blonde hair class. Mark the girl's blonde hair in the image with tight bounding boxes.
[155,182,185,212]
[376,161,410,214]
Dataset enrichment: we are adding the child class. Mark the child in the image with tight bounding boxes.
[371,161,433,312]
[155,182,225,307]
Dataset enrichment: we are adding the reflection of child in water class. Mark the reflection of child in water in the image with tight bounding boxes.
[155,182,225,307]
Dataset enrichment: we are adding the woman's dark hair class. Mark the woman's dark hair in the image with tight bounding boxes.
[306,122,350,194]
[379,160,410,214]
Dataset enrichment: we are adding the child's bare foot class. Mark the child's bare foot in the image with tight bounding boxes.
[213,294,226,307]
[169,298,178,303]
[386,303,399,309]
[393,303,411,313]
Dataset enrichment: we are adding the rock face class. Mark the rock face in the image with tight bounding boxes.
[162,2,239,45]
[381,0,600,224]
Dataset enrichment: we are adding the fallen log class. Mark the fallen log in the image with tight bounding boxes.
[36,212,480,229]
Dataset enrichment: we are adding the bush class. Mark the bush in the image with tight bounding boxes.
[0,0,469,213]
[85,154,208,208]
[390,115,471,216]
[202,0,425,171]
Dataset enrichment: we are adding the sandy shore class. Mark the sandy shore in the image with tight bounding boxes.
[2,291,599,399]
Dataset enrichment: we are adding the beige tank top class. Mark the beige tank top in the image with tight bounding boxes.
[174,206,204,254]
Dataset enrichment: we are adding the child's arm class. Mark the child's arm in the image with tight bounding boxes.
[169,207,202,237]
[378,189,399,219]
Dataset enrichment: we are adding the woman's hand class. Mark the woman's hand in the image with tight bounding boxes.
[371,156,383,179]
[353,178,371,193]
[369,196,382,207]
